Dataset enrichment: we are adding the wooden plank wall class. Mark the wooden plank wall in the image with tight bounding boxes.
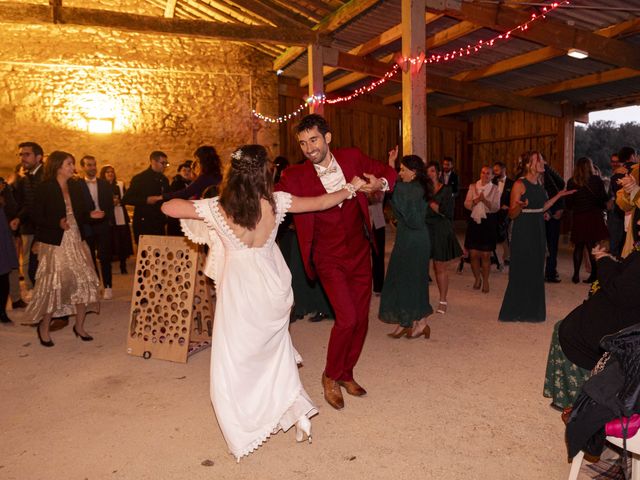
[278,90,401,164]
[470,110,560,181]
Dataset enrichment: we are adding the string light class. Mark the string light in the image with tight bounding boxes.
[253,0,568,123]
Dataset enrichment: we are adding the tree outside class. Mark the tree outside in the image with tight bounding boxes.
[575,120,640,175]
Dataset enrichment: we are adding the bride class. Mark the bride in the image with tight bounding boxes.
[162,145,365,461]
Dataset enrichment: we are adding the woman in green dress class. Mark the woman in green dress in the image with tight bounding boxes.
[425,161,462,314]
[499,151,574,322]
[379,155,433,339]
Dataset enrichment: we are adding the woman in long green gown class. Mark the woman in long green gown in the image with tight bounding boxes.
[499,151,574,322]
[379,155,433,339]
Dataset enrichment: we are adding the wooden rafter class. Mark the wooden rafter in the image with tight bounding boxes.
[218,0,309,28]
[318,49,562,117]
[273,0,380,71]
[444,2,640,71]
[196,0,267,24]
[0,2,319,46]
[163,0,178,18]
[426,18,640,116]
[270,0,323,23]
[299,12,443,87]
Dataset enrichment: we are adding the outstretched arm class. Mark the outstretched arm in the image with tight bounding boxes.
[289,177,365,213]
[161,199,199,219]
[543,188,575,212]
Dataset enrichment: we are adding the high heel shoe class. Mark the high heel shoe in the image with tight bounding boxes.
[37,321,54,347]
[572,275,580,284]
[436,301,447,314]
[408,323,430,339]
[73,326,94,342]
[295,416,312,444]
[387,327,411,338]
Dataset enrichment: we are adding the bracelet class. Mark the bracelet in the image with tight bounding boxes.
[343,183,357,199]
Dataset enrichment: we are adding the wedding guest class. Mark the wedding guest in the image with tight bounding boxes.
[426,161,462,314]
[608,152,626,257]
[463,166,500,293]
[0,178,18,323]
[616,163,640,258]
[542,161,566,283]
[26,151,102,346]
[368,190,386,296]
[99,165,133,274]
[122,151,170,242]
[499,151,573,322]
[162,144,366,460]
[379,155,433,339]
[565,157,609,284]
[492,161,514,267]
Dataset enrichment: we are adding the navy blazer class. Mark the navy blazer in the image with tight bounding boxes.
[33,178,92,246]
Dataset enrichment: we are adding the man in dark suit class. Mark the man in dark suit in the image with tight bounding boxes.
[80,155,114,300]
[13,141,44,289]
[493,161,514,266]
[277,114,397,410]
[543,161,566,283]
[440,156,459,197]
[123,151,170,243]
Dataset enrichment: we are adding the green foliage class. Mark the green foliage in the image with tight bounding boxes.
[574,120,640,175]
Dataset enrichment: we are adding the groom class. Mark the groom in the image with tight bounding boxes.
[277,114,397,409]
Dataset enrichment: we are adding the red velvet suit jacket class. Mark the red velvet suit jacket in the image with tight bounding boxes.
[276,147,397,279]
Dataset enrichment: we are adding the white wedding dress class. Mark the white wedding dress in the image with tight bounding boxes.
[181,191,318,460]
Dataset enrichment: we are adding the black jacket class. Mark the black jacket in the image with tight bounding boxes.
[543,165,566,215]
[13,164,44,235]
[122,167,169,237]
[33,179,92,246]
[439,171,459,196]
[82,177,114,235]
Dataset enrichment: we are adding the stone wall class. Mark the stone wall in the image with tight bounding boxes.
[0,21,279,183]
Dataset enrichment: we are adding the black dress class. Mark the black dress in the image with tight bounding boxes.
[499,179,547,322]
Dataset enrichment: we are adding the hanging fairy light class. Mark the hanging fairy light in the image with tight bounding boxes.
[253,0,568,124]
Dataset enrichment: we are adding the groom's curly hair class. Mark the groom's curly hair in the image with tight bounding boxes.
[219,144,276,230]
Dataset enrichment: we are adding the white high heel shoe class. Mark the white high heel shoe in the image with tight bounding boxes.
[295,416,312,444]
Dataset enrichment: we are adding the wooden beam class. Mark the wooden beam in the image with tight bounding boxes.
[436,67,640,117]
[308,43,324,115]
[163,0,177,18]
[273,0,379,71]
[427,73,562,117]
[50,0,62,23]
[320,49,562,117]
[0,2,319,46]
[300,12,442,87]
[402,0,427,160]
[579,94,640,115]
[445,2,640,71]
[209,0,309,28]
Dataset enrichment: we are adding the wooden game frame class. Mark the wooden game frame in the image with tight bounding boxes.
[126,235,214,363]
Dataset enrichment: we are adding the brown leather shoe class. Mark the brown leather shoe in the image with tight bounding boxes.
[322,373,344,410]
[338,379,367,397]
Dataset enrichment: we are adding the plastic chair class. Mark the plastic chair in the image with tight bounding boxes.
[568,433,640,480]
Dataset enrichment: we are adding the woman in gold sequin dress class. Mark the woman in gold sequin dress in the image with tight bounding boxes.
[26,151,102,347]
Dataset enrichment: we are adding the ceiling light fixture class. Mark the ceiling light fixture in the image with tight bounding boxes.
[567,48,589,59]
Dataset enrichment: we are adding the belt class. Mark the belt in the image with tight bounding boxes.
[522,208,544,213]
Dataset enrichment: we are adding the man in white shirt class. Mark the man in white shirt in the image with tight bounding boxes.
[80,155,114,299]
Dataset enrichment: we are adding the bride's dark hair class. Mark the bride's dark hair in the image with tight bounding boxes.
[219,144,276,230]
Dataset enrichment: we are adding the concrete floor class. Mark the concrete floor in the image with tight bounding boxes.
[1,239,592,480]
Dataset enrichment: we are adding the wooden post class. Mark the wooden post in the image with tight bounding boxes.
[558,109,575,180]
[308,42,324,116]
[401,0,427,161]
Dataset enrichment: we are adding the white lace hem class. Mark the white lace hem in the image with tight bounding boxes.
[229,387,318,461]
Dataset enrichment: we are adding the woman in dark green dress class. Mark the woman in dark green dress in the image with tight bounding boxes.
[426,161,462,314]
[379,155,433,339]
[499,151,574,322]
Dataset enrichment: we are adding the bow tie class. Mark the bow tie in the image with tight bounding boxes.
[316,166,337,177]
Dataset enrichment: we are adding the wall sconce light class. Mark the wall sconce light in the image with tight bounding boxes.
[567,48,589,59]
[87,118,114,134]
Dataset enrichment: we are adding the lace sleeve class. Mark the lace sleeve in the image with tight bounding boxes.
[275,191,293,224]
[179,199,224,286]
